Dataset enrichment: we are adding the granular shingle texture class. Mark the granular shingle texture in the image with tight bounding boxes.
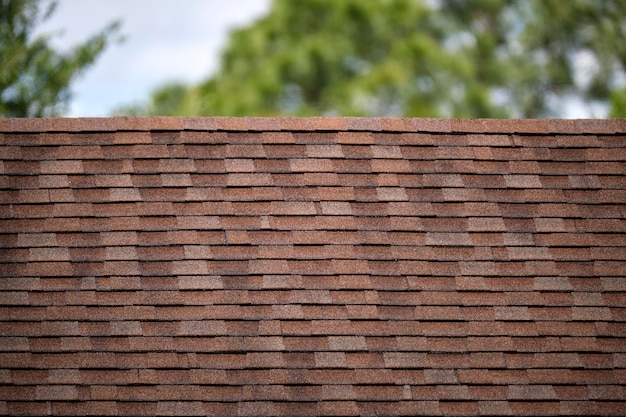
[1,117,625,416]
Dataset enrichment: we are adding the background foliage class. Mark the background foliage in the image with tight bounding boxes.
[124,0,625,118]
[2,0,623,118]
[0,0,120,117]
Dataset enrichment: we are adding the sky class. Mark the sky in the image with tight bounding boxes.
[36,0,270,117]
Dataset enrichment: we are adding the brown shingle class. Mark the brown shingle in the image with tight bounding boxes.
[336,131,374,144]
[245,117,280,131]
[11,118,46,132]
[274,117,313,131]
[0,117,12,132]
[413,118,452,132]
[380,117,417,132]
[214,117,247,131]
[345,117,381,131]
[311,117,347,131]
[450,118,486,133]
[179,116,215,131]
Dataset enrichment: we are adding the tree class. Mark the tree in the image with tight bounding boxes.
[123,0,626,118]
[114,82,189,116]
[0,0,121,117]
[441,0,626,117]
[610,88,626,117]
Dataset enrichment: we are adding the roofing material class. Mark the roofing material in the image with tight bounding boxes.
[0,117,625,416]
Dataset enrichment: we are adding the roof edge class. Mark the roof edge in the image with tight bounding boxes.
[2,116,624,134]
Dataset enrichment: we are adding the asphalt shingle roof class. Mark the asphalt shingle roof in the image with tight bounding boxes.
[1,117,625,416]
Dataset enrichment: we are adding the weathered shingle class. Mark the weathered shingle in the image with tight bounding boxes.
[1,116,625,416]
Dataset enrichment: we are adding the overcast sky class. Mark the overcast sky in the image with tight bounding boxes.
[36,0,270,116]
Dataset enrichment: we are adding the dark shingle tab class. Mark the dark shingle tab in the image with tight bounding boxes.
[1,117,624,416]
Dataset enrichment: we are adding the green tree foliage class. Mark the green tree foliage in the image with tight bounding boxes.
[125,0,626,118]
[114,82,189,116]
[610,88,626,117]
[1,0,120,117]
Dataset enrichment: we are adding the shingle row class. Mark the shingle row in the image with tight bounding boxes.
[2,116,625,134]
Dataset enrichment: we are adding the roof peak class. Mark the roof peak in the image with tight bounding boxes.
[2,116,624,135]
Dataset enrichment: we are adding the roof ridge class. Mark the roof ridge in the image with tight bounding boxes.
[2,116,624,134]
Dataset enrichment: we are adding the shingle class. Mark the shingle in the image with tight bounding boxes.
[214,117,247,131]
[243,117,278,131]
[320,201,352,215]
[345,117,381,131]
[371,158,413,174]
[380,117,416,132]
[306,144,344,158]
[519,120,552,135]
[264,144,305,159]
[224,159,254,172]
[376,187,408,201]
[312,117,347,131]
[225,144,265,158]
[336,131,374,144]
[469,134,512,147]
[292,132,334,145]
[40,160,83,174]
[504,174,542,188]
[0,118,12,132]
[289,158,334,172]
[421,173,462,187]
[180,116,215,131]
[413,118,452,133]
[112,131,152,145]
[449,118,485,133]
[11,118,46,132]
[578,119,616,134]
[276,117,313,131]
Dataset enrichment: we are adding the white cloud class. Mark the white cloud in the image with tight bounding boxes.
[35,0,270,116]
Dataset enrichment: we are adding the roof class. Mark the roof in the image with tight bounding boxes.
[1,117,625,416]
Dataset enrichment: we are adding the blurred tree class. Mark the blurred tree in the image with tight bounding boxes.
[610,88,626,118]
[113,82,189,116]
[442,0,626,117]
[124,0,626,118]
[0,0,121,117]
